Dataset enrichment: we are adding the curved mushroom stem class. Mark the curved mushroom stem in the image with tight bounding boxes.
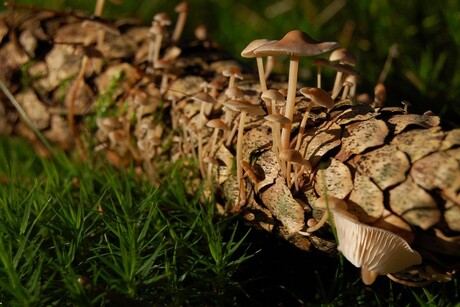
[331,71,344,100]
[265,56,275,80]
[386,273,433,287]
[295,101,314,151]
[256,57,268,92]
[305,209,330,233]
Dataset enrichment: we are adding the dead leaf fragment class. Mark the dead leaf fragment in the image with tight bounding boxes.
[261,177,305,234]
[391,127,443,162]
[356,145,410,190]
[389,177,440,230]
[348,174,384,223]
[315,158,353,199]
[388,113,440,134]
[336,118,389,161]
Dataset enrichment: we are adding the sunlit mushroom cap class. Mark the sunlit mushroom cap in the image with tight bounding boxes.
[329,48,357,65]
[253,30,339,57]
[175,1,189,13]
[332,208,422,275]
[330,63,358,76]
[299,87,334,109]
[261,89,285,103]
[278,149,307,165]
[225,86,244,99]
[264,114,292,126]
[153,12,171,26]
[192,92,217,104]
[222,99,266,116]
[222,66,243,79]
[241,39,277,58]
[206,118,230,130]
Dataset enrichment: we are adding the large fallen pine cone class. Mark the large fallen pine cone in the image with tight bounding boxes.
[0,5,458,286]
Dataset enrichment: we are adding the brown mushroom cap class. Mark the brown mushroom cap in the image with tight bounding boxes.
[261,89,285,103]
[265,114,292,126]
[153,12,172,26]
[241,39,277,58]
[222,99,265,116]
[253,30,339,57]
[330,63,358,75]
[299,87,334,109]
[206,118,230,130]
[329,48,357,65]
[192,92,217,105]
[222,66,243,79]
[278,149,305,164]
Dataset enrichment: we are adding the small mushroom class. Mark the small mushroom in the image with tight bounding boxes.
[329,48,357,98]
[296,87,333,151]
[222,66,243,89]
[374,82,386,107]
[332,204,422,285]
[172,2,189,43]
[301,196,422,285]
[312,58,330,89]
[261,89,285,115]
[241,39,276,92]
[254,30,339,150]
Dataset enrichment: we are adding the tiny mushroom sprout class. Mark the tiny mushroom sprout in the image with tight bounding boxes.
[254,30,339,151]
[329,63,358,100]
[312,58,330,89]
[279,148,310,189]
[261,89,285,115]
[301,196,422,285]
[241,39,277,92]
[222,66,244,89]
[296,87,333,151]
[222,99,265,206]
[172,2,189,43]
[329,48,357,98]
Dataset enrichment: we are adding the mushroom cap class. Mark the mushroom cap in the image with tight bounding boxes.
[330,63,358,75]
[312,58,330,66]
[253,30,339,57]
[222,99,266,116]
[175,1,189,13]
[332,208,422,275]
[192,92,217,104]
[261,89,285,103]
[225,86,244,99]
[241,39,277,58]
[206,118,230,130]
[299,87,334,109]
[222,66,243,79]
[264,114,292,126]
[153,12,172,26]
[329,48,357,65]
[278,149,306,165]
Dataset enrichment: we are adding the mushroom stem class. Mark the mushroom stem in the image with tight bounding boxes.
[256,57,268,92]
[280,55,299,150]
[331,71,344,99]
[295,101,314,151]
[361,267,379,286]
[172,2,188,43]
[94,0,105,17]
[236,111,248,205]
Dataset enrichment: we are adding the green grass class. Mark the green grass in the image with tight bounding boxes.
[0,137,255,305]
[1,137,459,306]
